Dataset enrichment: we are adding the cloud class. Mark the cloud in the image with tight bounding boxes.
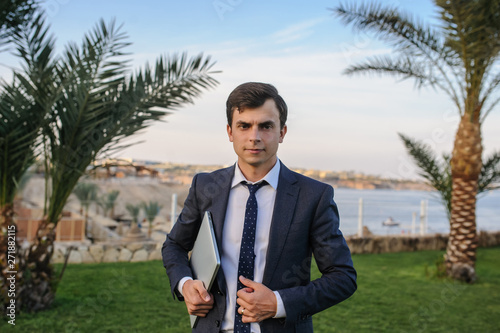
[270,17,328,44]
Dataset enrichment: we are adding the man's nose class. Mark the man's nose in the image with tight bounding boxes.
[249,127,261,141]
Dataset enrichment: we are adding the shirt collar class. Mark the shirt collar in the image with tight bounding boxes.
[232,159,281,190]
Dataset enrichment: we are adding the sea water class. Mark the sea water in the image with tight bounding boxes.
[334,188,500,236]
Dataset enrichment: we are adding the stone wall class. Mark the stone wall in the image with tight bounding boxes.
[52,241,163,264]
[51,231,500,264]
[346,231,500,254]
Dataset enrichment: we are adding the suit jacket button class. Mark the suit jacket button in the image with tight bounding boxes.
[215,320,220,327]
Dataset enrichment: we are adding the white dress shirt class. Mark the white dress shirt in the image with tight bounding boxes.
[178,160,285,332]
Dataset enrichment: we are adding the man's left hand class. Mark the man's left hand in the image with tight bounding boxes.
[236,276,277,323]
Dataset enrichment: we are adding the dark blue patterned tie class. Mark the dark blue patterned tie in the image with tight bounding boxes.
[234,181,266,333]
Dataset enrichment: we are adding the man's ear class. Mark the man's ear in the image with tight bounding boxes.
[227,124,234,142]
[279,125,287,143]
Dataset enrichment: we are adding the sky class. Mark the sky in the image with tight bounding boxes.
[2,0,499,179]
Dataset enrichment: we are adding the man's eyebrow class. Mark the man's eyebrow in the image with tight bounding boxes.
[235,120,250,126]
[235,120,276,126]
[259,120,276,127]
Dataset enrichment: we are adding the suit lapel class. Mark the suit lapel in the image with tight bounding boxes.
[262,162,299,286]
[208,165,234,251]
[206,165,233,295]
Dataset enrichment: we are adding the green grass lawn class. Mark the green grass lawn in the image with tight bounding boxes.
[2,247,499,332]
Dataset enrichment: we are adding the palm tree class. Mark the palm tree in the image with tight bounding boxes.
[73,182,98,214]
[126,203,141,225]
[99,190,120,218]
[2,12,219,312]
[95,190,120,219]
[334,1,500,282]
[72,181,98,236]
[123,203,145,241]
[95,195,111,217]
[142,201,162,239]
[110,190,120,218]
[0,12,54,313]
[399,134,500,220]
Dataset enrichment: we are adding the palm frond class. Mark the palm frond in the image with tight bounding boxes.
[435,0,500,119]
[345,55,430,84]
[0,12,54,206]
[126,203,141,223]
[345,54,464,108]
[0,0,39,51]
[142,201,162,223]
[0,82,37,205]
[100,52,219,154]
[437,0,500,61]
[72,182,98,209]
[333,2,464,114]
[399,133,452,218]
[400,133,500,217]
[333,3,456,66]
[479,70,500,122]
[478,151,500,192]
[45,20,133,222]
[43,21,219,224]
[106,190,120,204]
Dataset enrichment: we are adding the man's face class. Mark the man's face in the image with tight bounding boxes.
[227,99,287,176]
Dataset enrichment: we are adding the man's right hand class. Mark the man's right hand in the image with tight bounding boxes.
[182,279,214,317]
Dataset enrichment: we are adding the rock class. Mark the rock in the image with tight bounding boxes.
[80,249,95,263]
[89,245,104,262]
[130,249,148,262]
[148,249,162,261]
[143,242,156,252]
[103,248,120,262]
[118,248,133,262]
[68,250,82,264]
[51,248,65,264]
[126,242,144,252]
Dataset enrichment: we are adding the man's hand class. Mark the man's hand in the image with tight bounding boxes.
[236,276,277,323]
[182,279,214,317]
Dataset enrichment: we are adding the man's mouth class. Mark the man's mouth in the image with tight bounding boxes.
[246,148,264,153]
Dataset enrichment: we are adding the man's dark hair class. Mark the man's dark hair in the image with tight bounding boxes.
[226,82,288,129]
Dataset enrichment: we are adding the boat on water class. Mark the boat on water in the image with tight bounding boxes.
[382,217,400,227]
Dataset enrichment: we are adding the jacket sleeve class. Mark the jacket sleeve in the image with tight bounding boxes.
[277,184,357,326]
[162,174,203,300]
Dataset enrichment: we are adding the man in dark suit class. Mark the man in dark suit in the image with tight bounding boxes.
[162,82,356,332]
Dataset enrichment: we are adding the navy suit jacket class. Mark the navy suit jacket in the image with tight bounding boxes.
[162,162,356,332]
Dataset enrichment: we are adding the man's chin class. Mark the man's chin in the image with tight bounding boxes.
[242,156,277,168]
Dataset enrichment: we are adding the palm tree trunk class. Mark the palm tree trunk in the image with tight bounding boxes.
[0,203,26,315]
[21,219,57,312]
[446,115,482,283]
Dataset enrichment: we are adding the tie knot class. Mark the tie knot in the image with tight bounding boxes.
[243,181,267,195]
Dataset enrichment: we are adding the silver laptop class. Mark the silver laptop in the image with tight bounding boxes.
[189,211,221,328]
